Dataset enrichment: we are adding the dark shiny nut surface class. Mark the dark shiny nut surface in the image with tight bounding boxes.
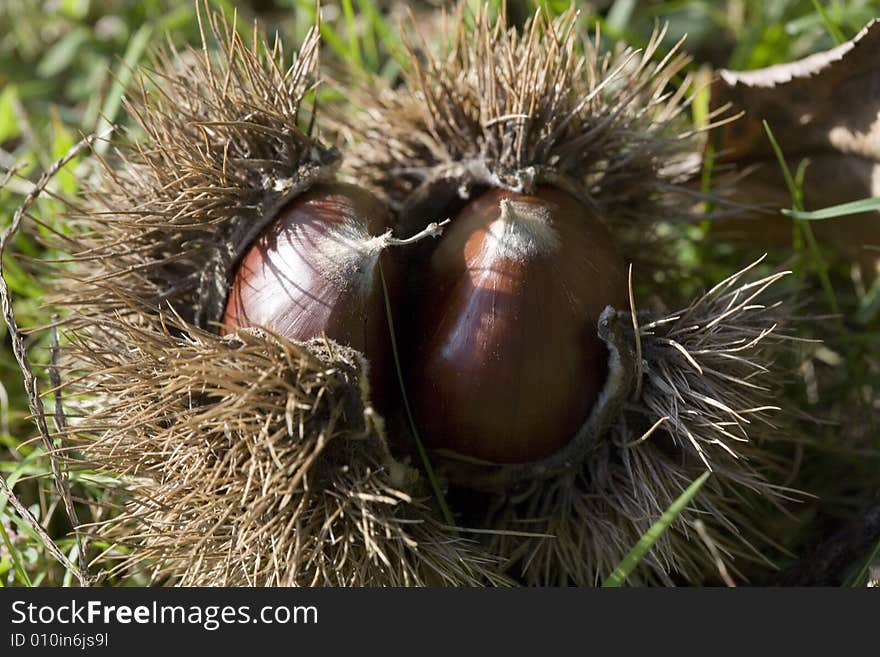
[223,182,399,400]
[412,186,629,464]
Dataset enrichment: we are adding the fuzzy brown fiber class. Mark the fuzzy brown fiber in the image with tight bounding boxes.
[59,8,338,330]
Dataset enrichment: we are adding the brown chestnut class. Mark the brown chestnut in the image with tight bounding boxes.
[411,187,628,464]
[222,182,399,395]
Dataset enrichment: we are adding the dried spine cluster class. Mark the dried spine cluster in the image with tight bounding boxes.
[346,8,712,237]
[64,13,335,329]
[71,322,503,585]
[485,264,794,585]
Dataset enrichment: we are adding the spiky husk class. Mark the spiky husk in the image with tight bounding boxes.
[64,319,503,586]
[344,6,710,241]
[482,262,797,585]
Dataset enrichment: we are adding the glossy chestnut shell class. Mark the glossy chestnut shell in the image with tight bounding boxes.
[411,186,628,464]
[222,182,398,398]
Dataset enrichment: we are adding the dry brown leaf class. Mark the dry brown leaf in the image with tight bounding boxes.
[709,20,880,274]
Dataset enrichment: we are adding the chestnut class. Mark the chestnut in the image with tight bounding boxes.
[222,182,399,396]
[411,187,628,464]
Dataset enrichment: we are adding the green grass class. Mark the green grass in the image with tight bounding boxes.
[783,198,880,221]
[603,471,712,587]
[763,120,840,316]
[2,0,880,587]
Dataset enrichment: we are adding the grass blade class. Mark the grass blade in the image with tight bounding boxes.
[94,23,153,154]
[0,508,32,587]
[340,0,363,71]
[856,275,880,325]
[378,264,454,527]
[782,197,880,221]
[810,0,847,45]
[602,471,711,587]
[763,120,839,316]
[762,120,801,207]
[606,0,638,34]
